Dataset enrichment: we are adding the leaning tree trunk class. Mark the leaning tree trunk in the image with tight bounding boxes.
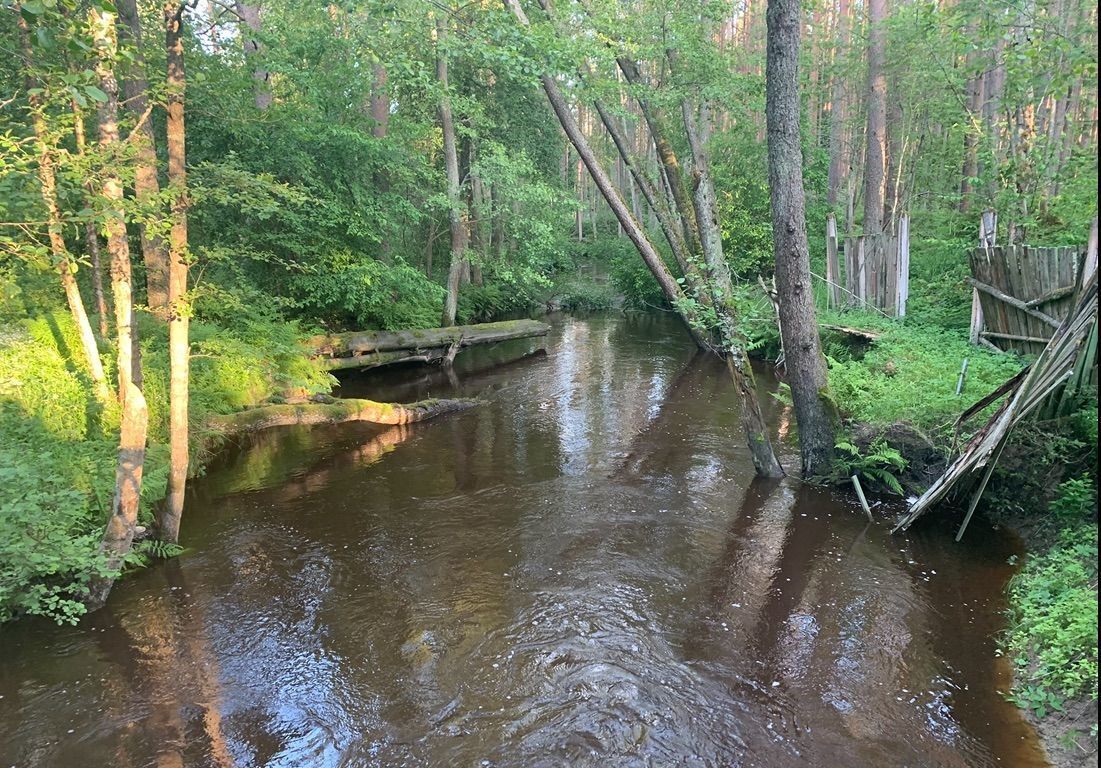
[17,11,111,403]
[159,1,190,544]
[88,3,149,609]
[683,97,784,478]
[436,16,468,327]
[508,0,785,478]
[116,0,170,312]
[71,102,111,340]
[862,0,888,234]
[767,0,837,478]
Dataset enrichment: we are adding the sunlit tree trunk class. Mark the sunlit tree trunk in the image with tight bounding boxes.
[116,0,170,313]
[436,16,468,327]
[159,1,190,544]
[234,1,271,109]
[88,3,149,608]
[17,11,110,403]
[862,0,888,234]
[71,103,111,341]
[767,0,837,477]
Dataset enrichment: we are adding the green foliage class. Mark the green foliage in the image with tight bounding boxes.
[833,438,908,495]
[1050,475,1097,520]
[1004,524,1099,708]
[0,306,331,625]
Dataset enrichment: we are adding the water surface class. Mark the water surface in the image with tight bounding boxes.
[0,313,1045,767]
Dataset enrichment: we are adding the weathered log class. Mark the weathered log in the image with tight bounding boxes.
[307,319,550,362]
[208,397,479,436]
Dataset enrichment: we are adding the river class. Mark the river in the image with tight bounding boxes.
[0,313,1047,767]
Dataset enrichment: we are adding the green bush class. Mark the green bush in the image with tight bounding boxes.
[1004,524,1099,710]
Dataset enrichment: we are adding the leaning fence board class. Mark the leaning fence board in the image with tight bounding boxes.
[826,215,842,308]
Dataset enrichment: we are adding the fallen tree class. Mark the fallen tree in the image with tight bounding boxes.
[307,319,550,371]
[207,396,479,436]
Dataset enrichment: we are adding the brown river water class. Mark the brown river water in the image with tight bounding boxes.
[0,313,1047,767]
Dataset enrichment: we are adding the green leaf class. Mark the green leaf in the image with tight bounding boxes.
[84,85,108,103]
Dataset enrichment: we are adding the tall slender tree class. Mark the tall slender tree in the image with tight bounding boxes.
[87,0,149,608]
[766,0,837,477]
[159,0,190,544]
[862,0,888,234]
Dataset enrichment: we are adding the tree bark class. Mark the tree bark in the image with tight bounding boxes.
[436,17,468,327]
[234,1,271,109]
[826,0,850,211]
[116,0,170,312]
[18,12,110,402]
[88,3,149,609]
[159,2,190,544]
[766,0,837,478]
[862,0,888,234]
[71,103,111,340]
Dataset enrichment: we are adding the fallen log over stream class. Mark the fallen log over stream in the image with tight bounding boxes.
[208,397,479,436]
[308,319,550,372]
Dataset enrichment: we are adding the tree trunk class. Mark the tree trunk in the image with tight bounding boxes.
[862,0,888,234]
[234,1,271,109]
[159,2,190,544]
[826,0,851,211]
[18,12,110,403]
[436,17,468,327]
[767,0,837,478]
[71,103,111,340]
[88,3,149,609]
[116,0,170,312]
[884,89,904,230]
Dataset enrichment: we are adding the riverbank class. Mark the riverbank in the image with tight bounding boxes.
[812,312,1099,766]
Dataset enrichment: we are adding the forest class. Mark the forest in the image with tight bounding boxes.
[0,0,1097,764]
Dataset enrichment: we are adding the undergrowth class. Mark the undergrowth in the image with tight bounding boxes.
[0,306,331,625]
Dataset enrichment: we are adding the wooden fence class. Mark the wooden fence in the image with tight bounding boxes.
[967,211,1093,356]
[825,214,910,317]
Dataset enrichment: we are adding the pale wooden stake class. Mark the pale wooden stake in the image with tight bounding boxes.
[851,475,873,522]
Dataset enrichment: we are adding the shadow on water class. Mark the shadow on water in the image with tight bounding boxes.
[0,313,1047,767]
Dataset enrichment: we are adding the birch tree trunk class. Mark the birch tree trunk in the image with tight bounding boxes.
[159,2,190,544]
[436,16,468,327]
[88,3,149,609]
[71,103,111,341]
[767,0,837,477]
[234,1,271,109]
[18,11,110,403]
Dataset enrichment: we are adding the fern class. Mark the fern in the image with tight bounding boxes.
[833,437,908,495]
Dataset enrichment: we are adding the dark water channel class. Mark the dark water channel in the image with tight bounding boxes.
[0,314,1046,767]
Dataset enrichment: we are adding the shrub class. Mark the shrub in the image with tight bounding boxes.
[1004,524,1099,710]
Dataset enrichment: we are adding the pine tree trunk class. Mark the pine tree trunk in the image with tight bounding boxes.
[826,0,850,211]
[767,0,837,477]
[862,0,888,234]
[437,17,467,327]
[87,3,149,609]
[116,0,170,312]
[159,2,190,544]
[18,12,110,402]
